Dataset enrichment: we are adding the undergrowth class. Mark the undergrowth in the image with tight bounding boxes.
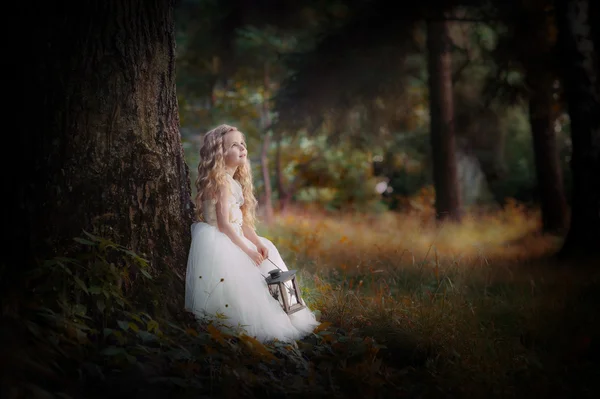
[2,204,600,398]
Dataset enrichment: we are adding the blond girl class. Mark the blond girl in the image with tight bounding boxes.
[184,124,319,342]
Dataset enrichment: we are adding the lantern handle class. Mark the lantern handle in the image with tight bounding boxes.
[259,257,283,279]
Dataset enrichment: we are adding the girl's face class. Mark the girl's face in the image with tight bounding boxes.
[222,130,247,169]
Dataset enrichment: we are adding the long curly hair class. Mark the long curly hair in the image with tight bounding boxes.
[194,124,258,228]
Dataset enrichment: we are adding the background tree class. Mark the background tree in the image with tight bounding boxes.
[482,0,569,233]
[427,16,463,221]
[554,0,600,257]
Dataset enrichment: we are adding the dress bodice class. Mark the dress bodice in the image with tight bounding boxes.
[202,175,244,235]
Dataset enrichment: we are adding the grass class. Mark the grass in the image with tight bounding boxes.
[256,203,600,397]
[6,202,600,398]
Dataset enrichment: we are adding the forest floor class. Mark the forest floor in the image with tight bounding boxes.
[5,203,600,399]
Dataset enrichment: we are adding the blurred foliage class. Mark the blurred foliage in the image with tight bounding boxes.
[174,0,573,215]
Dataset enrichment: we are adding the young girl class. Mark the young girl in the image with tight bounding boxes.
[184,124,319,342]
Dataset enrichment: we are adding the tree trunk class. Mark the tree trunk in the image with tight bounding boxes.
[10,0,194,305]
[528,81,569,233]
[274,131,291,213]
[260,131,274,224]
[260,63,274,225]
[520,1,569,234]
[427,19,463,222]
[555,0,600,258]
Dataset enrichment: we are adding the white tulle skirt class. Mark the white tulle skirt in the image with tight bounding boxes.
[184,222,320,343]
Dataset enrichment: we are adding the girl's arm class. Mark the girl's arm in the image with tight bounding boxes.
[243,224,269,259]
[215,185,253,255]
[242,224,261,247]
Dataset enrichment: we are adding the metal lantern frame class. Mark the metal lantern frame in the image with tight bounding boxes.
[262,258,306,315]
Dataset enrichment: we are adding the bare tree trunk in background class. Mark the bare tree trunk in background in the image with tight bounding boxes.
[8,0,194,312]
[528,77,569,233]
[555,0,600,258]
[520,2,569,234]
[260,62,274,225]
[427,19,463,222]
[275,131,291,213]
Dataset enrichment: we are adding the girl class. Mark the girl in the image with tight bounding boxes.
[184,124,319,342]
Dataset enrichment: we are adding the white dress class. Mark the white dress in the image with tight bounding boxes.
[184,174,320,343]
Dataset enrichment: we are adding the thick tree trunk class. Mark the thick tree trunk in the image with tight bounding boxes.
[427,19,463,222]
[10,1,194,300]
[555,0,600,258]
[528,83,569,233]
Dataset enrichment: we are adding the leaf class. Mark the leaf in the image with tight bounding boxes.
[206,324,226,346]
[82,230,102,242]
[239,334,278,362]
[128,322,140,333]
[147,320,159,333]
[89,286,102,295]
[137,331,158,343]
[73,276,89,294]
[313,322,332,334]
[140,268,153,279]
[54,261,73,275]
[121,249,150,267]
[117,320,129,331]
[73,237,96,246]
[73,304,87,316]
[101,346,125,356]
[185,328,198,337]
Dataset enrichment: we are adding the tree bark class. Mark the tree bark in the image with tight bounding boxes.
[10,1,194,302]
[274,131,291,213]
[528,80,569,233]
[260,131,274,224]
[555,0,600,258]
[260,63,274,225]
[427,19,463,222]
[517,1,569,234]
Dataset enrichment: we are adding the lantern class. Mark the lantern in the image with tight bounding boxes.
[264,268,306,315]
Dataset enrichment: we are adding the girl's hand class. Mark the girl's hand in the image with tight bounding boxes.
[245,249,264,266]
[256,242,269,260]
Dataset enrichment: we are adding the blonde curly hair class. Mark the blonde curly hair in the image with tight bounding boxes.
[194,124,258,228]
